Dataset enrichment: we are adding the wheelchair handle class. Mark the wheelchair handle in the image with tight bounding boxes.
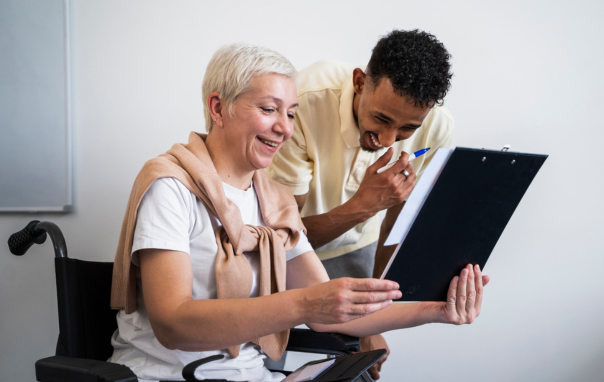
[8,220,68,258]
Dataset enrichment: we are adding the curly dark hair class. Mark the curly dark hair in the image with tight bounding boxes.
[366,29,452,108]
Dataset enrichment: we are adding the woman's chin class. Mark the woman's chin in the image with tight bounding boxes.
[251,160,272,170]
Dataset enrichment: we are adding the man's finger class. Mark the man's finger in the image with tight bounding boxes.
[369,364,380,380]
[388,151,410,174]
[482,275,491,287]
[369,147,394,172]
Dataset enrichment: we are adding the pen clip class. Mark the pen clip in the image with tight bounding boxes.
[501,144,511,152]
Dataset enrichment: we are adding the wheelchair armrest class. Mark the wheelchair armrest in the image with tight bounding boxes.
[35,355,138,382]
[286,328,360,355]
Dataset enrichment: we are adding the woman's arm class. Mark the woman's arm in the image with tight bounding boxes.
[286,251,489,336]
[139,248,401,351]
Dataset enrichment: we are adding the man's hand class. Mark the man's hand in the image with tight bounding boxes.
[442,264,490,325]
[350,148,417,216]
[360,334,390,380]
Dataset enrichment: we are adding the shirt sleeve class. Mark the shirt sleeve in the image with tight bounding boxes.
[285,229,313,261]
[268,113,314,196]
[131,178,192,266]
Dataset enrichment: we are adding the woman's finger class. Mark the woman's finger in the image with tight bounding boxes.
[350,290,402,304]
[474,264,484,316]
[346,300,393,316]
[456,266,469,316]
[446,275,458,306]
[348,278,400,292]
[465,265,476,314]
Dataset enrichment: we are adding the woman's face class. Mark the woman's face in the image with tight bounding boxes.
[221,73,298,171]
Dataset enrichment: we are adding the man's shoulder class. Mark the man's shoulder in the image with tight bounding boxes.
[424,105,455,134]
[417,105,455,144]
[297,59,359,95]
[430,105,454,124]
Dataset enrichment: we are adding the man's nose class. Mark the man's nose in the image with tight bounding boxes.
[379,129,397,147]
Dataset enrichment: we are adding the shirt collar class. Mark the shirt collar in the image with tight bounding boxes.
[339,75,361,148]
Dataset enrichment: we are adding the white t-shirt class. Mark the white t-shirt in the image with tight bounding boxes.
[109,178,312,382]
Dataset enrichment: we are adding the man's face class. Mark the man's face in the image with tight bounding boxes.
[353,70,432,151]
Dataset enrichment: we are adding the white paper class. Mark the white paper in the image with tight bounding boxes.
[283,359,334,382]
[381,148,454,277]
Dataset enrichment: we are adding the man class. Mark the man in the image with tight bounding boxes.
[269,29,454,379]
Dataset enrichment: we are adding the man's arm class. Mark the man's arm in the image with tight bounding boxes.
[296,148,416,249]
[372,201,405,278]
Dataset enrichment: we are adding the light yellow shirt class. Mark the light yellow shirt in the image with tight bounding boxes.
[269,60,454,260]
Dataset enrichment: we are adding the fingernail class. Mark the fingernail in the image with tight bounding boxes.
[475,264,480,272]
[454,276,459,283]
[395,283,400,289]
[462,269,468,277]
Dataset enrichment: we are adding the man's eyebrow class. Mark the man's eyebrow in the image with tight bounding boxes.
[290,103,299,109]
[375,111,394,122]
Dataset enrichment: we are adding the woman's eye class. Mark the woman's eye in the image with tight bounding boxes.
[261,108,275,113]
[288,113,295,119]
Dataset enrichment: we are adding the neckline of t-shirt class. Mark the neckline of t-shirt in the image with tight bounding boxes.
[222,180,255,200]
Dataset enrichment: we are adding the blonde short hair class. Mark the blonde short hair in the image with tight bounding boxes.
[202,43,298,132]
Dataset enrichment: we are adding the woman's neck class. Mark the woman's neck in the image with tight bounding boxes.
[205,132,254,190]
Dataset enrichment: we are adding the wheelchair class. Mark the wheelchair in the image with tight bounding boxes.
[9,220,379,382]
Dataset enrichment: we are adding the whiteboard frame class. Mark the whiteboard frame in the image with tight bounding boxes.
[0,0,73,213]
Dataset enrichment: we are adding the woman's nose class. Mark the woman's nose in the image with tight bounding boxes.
[273,113,293,135]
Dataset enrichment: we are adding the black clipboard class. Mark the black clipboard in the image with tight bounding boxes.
[382,147,547,301]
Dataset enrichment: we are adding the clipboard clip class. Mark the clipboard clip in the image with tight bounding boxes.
[501,144,511,152]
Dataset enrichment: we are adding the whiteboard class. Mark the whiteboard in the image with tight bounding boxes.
[0,0,72,212]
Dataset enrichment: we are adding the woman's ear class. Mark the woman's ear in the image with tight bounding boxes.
[208,92,223,128]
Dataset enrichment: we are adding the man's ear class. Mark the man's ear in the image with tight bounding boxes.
[352,68,366,95]
[208,92,223,127]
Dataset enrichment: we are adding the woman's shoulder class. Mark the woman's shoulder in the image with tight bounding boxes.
[142,177,203,217]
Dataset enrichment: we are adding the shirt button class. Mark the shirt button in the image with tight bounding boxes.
[357,162,365,168]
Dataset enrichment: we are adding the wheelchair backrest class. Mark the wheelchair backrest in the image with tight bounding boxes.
[54,258,119,361]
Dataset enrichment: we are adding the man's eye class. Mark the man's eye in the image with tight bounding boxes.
[262,108,275,113]
[374,117,387,124]
[288,113,295,119]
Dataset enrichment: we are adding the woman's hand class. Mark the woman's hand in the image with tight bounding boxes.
[301,277,402,325]
[442,264,490,325]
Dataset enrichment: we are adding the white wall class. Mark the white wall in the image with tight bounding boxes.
[2,1,603,381]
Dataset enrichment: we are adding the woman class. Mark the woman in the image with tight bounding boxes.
[109,43,488,382]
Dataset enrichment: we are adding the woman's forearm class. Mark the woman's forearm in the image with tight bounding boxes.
[309,301,446,337]
[156,288,309,351]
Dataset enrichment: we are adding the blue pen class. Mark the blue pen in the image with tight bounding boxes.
[377,148,430,174]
